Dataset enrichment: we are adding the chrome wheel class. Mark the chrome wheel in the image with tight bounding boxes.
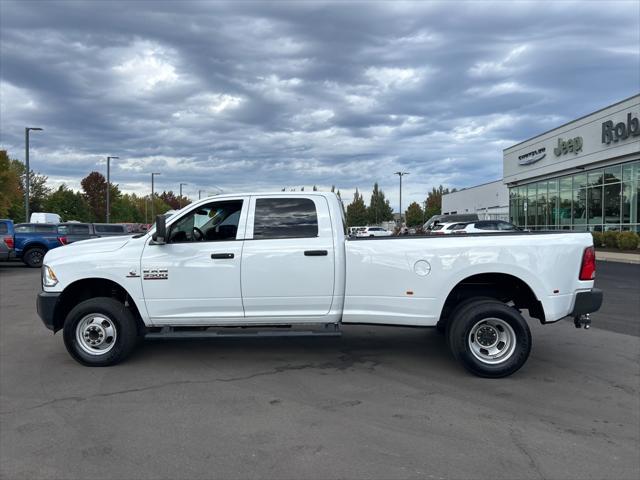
[75,314,117,356]
[468,317,517,365]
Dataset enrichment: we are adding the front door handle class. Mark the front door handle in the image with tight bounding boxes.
[304,250,328,256]
[211,253,234,259]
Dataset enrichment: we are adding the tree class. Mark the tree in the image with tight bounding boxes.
[346,188,368,226]
[0,151,22,218]
[404,201,424,227]
[366,182,394,225]
[159,190,181,210]
[312,185,318,191]
[44,185,91,221]
[81,171,119,222]
[425,185,456,219]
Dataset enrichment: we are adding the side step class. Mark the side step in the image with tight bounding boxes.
[145,324,342,340]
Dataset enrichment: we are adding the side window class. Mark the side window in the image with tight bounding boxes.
[0,223,8,234]
[497,222,516,231]
[253,198,318,239]
[476,221,495,230]
[72,224,91,234]
[15,225,32,233]
[169,200,243,243]
[35,224,57,233]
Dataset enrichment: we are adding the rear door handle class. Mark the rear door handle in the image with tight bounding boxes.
[304,250,328,256]
[211,253,234,259]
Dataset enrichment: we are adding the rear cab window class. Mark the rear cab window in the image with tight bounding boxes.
[252,198,318,239]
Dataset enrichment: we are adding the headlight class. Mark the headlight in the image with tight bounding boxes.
[42,265,58,287]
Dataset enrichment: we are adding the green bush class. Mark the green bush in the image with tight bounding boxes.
[591,231,604,248]
[616,231,639,250]
[603,231,619,249]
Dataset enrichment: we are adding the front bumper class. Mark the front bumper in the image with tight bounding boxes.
[37,292,61,331]
[569,288,603,317]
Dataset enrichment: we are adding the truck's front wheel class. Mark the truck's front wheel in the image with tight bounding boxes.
[447,299,531,378]
[63,297,138,366]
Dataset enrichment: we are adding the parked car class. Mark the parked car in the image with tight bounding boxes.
[358,226,393,237]
[14,223,67,268]
[0,219,15,261]
[30,212,62,224]
[424,213,478,231]
[37,192,601,377]
[429,222,464,234]
[451,220,521,234]
[56,223,98,244]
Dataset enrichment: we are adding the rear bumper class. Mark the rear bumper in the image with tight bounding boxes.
[569,288,603,317]
[37,292,61,331]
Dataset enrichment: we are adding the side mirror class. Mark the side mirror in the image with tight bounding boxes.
[151,215,167,244]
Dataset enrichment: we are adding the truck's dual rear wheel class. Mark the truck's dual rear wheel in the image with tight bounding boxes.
[446,299,531,378]
[63,297,138,366]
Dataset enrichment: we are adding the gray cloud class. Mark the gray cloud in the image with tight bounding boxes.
[1,0,638,208]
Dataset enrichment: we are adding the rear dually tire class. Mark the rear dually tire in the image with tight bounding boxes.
[447,299,532,378]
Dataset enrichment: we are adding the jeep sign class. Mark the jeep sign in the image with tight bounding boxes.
[554,136,583,156]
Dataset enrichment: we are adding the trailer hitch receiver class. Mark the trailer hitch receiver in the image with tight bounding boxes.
[573,313,591,329]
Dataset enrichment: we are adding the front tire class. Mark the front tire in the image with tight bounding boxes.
[63,297,138,366]
[447,299,531,378]
[23,247,46,268]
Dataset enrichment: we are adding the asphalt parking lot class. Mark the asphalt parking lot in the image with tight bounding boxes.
[1,261,638,480]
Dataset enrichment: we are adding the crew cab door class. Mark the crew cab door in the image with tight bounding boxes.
[140,198,248,324]
[241,195,335,319]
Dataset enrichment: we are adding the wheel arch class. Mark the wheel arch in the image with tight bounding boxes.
[52,277,144,333]
[438,272,545,327]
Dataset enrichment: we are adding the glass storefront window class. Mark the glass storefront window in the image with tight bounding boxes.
[587,186,603,225]
[588,170,604,186]
[603,183,621,224]
[559,176,572,191]
[559,189,572,226]
[604,165,622,184]
[509,160,639,231]
[573,188,587,225]
[574,173,588,189]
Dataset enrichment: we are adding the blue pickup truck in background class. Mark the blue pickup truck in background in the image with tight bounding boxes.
[0,220,132,268]
[13,223,67,268]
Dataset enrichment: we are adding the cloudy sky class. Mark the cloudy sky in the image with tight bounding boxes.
[1,0,638,209]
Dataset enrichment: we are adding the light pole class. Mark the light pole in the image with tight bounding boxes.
[24,127,43,221]
[151,172,161,219]
[106,156,119,223]
[394,171,409,226]
[179,183,187,207]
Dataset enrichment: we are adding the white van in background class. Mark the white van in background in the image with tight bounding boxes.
[30,212,62,224]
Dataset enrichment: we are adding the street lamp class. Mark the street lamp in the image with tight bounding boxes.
[199,189,204,200]
[106,156,119,223]
[151,172,161,219]
[179,183,188,207]
[24,127,43,221]
[394,171,409,226]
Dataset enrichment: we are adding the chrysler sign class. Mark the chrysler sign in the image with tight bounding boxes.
[518,147,546,165]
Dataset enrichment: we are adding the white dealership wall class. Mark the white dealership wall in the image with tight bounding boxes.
[442,180,509,219]
[503,94,640,185]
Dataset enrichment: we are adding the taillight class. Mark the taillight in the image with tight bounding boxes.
[3,236,14,249]
[57,236,68,246]
[579,246,596,280]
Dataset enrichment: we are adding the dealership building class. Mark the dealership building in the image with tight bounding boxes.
[444,94,640,231]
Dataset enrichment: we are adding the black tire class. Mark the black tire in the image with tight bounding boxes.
[437,295,496,336]
[63,297,139,366]
[447,299,531,378]
[23,247,46,268]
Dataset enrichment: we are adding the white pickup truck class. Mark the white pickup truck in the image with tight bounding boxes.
[37,192,602,377]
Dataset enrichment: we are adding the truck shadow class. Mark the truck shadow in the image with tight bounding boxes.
[132,326,458,375]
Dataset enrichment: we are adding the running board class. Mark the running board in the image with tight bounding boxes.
[145,324,342,340]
